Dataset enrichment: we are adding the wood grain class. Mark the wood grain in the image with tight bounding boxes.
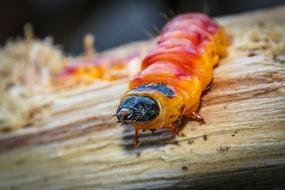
[0,6,285,190]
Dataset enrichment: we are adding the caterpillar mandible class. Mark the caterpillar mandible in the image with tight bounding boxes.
[116,13,229,146]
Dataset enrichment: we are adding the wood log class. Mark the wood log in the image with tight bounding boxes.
[0,6,285,190]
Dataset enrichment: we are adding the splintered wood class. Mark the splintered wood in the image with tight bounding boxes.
[0,6,285,190]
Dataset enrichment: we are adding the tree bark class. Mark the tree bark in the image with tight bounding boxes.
[0,6,285,190]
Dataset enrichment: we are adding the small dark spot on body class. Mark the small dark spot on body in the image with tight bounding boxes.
[182,166,188,171]
[188,139,194,145]
[181,133,186,137]
[203,135,208,141]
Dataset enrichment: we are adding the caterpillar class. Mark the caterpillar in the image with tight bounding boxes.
[116,13,229,146]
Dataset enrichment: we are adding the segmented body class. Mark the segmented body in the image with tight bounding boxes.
[117,13,229,135]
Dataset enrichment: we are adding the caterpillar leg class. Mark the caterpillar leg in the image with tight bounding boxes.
[150,129,157,135]
[204,80,213,93]
[189,112,206,124]
[133,129,141,147]
[165,124,179,136]
[183,100,206,124]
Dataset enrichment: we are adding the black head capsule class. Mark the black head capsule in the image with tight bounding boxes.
[116,96,160,124]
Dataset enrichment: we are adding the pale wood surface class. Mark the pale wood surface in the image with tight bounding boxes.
[0,6,285,190]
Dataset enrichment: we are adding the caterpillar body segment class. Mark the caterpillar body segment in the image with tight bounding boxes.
[116,13,229,146]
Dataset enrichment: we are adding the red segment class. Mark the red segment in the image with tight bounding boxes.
[140,61,189,79]
[142,39,200,72]
[130,61,191,89]
[162,13,219,34]
[158,26,212,46]
[141,13,220,75]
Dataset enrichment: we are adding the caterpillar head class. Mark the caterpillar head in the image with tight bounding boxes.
[116,96,159,125]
